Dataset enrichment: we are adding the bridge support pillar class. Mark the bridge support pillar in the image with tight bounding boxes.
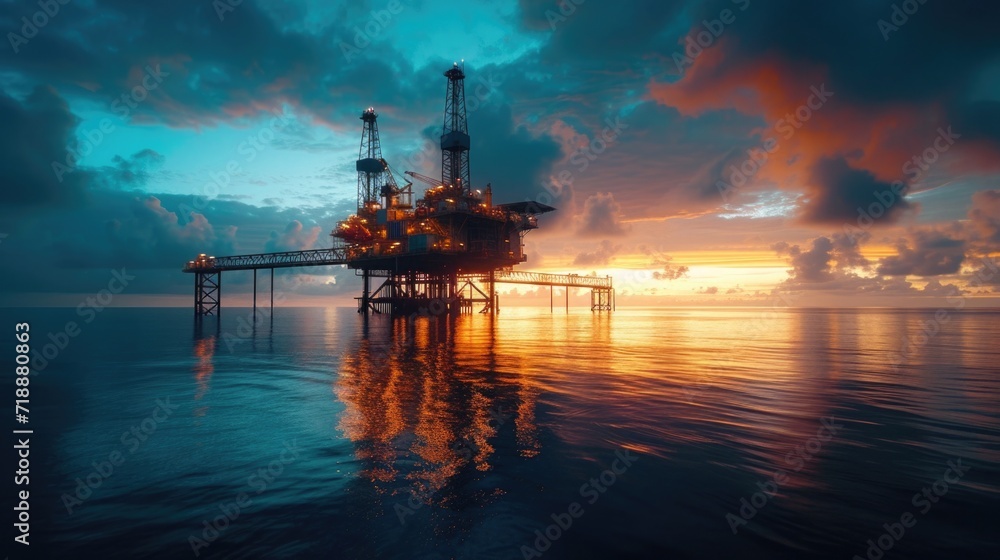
[359,270,371,314]
[591,287,613,311]
[488,270,496,315]
[195,271,221,317]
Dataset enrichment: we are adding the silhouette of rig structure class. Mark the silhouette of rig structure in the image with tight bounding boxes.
[183,63,613,317]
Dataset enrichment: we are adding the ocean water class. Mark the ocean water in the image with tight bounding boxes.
[4,306,1000,559]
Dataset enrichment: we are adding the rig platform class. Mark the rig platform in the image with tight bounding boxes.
[183,63,613,317]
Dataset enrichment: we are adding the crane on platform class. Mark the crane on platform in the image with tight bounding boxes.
[380,158,413,208]
[404,170,443,188]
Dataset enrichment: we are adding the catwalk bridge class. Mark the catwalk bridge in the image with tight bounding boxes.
[182,248,613,316]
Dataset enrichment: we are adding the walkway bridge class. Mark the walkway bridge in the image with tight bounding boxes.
[182,249,613,316]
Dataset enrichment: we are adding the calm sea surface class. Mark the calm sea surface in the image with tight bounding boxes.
[4,306,999,559]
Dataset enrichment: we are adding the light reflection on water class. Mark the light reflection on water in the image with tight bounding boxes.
[12,306,1000,559]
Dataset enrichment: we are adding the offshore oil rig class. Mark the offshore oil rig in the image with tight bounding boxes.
[183,63,613,316]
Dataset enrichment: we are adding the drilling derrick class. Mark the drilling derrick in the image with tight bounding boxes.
[357,107,386,215]
[441,63,471,192]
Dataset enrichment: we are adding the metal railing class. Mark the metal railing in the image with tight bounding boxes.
[182,248,348,272]
[489,270,612,289]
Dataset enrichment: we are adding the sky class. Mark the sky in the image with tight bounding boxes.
[1,0,999,308]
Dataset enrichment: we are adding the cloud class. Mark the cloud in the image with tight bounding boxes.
[0,85,90,207]
[94,149,166,189]
[265,220,322,252]
[919,279,964,296]
[648,1,1000,226]
[651,260,688,281]
[100,195,238,268]
[799,156,913,226]
[877,230,966,277]
[968,189,1000,248]
[576,192,628,237]
[636,245,690,281]
[464,104,564,203]
[772,232,869,283]
[773,236,836,283]
[518,0,685,62]
[572,240,620,266]
[697,286,718,295]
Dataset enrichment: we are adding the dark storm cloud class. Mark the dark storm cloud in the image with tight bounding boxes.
[465,104,563,202]
[0,85,89,206]
[952,100,1000,152]
[0,0,424,128]
[518,0,685,61]
[773,236,834,283]
[877,230,966,277]
[685,0,1000,107]
[47,192,238,270]
[800,156,912,225]
[773,232,871,284]
[652,0,1000,226]
[0,187,351,294]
